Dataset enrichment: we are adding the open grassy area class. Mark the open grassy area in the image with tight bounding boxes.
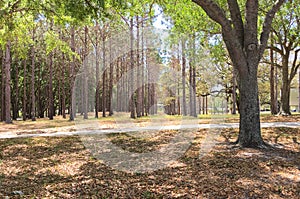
[0,127,299,198]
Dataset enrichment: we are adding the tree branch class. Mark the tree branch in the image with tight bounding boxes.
[227,0,244,46]
[192,0,231,29]
[259,0,285,59]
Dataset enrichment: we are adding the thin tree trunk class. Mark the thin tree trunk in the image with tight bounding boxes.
[270,35,278,115]
[130,18,136,118]
[108,38,114,116]
[181,39,187,116]
[48,50,54,120]
[95,23,100,118]
[4,40,12,123]
[136,16,142,117]
[141,20,145,116]
[31,36,36,121]
[62,53,66,119]
[13,56,19,120]
[281,54,291,115]
[83,26,88,119]
[69,26,76,121]
[22,59,27,121]
[232,68,237,114]
[102,31,107,117]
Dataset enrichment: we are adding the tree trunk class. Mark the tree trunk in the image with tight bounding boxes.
[108,38,114,116]
[270,36,278,115]
[31,38,36,121]
[130,18,136,118]
[62,53,66,119]
[48,50,54,120]
[95,23,100,118]
[102,32,107,117]
[281,54,291,115]
[181,39,187,116]
[141,20,145,116]
[1,49,5,121]
[232,68,237,114]
[4,40,12,124]
[69,26,76,121]
[22,59,27,121]
[136,16,142,117]
[299,67,300,112]
[237,64,263,147]
[83,26,88,119]
[13,56,19,120]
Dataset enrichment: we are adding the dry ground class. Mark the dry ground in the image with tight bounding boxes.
[0,127,299,198]
[1,114,300,135]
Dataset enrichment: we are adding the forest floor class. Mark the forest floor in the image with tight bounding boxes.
[0,126,299,198]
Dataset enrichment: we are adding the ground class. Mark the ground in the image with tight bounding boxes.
[0,117,299,198]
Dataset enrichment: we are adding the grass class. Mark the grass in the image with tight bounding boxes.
[0,127,299,198]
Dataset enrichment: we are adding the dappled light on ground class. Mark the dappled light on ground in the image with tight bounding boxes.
[0,128,299,198]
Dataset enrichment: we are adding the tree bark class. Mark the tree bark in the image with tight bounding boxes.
[130,18,136,118]
[69,26,76,121]
[95,23,100,118]
[108,38,113,116]
[102,32,107,117]
[22,59,27,121]
[31,36,36,121]
[192,0,285,147]
[181,39,187,116]
[4,40,12,123]
[270,34,278,115]
[83,26,88,119]
[281,54,291,115]
[136,16,142,117]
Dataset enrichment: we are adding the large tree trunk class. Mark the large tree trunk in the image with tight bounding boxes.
[4,40,12,124]
[1,49,5,121]
[237,63,263,147]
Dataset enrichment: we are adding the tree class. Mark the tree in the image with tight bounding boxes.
[269,1,300,115]
[192,0,285,147]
